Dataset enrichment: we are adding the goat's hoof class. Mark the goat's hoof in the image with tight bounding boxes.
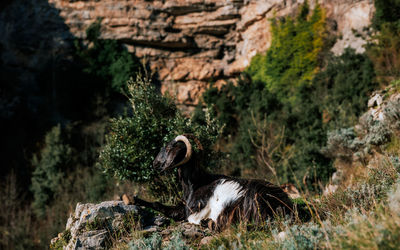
[122,194,132,205]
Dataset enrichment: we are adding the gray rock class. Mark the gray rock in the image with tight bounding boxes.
[67,201,139,239]
[52,200,209,249]
[52,201,151,250]
[67,230,108,250]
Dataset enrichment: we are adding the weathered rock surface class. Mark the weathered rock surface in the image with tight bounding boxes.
[51,200,210,249]
[47,0,373,107]
[51,201,141,249]
[1,0,374,110]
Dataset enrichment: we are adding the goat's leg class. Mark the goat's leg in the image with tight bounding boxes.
[122,194,186,221]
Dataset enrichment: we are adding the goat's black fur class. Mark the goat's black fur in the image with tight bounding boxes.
[129,136,293,230]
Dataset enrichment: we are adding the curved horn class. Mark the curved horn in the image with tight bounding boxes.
[183,134,203,151]
[173,135,192,167]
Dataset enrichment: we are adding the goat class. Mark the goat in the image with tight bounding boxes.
[123,134,293,230]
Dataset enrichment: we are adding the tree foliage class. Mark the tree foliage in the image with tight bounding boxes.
[372,0,400,29]
[367,23,400,84]
[314,49,378,129]
[75,19,141,93]
[247,2,326,105]
[30,125,72,217]
[99,73,221,199]
[367,0,400,84]
[199,2,377,187]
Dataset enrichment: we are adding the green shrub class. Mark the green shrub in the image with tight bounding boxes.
[30,125,72,217]
[322,127,360,161]
[272,222,338,250]
[128,231,189,250]
[324,97,400,164]
[372,0,400,29]
[99,74,180,182]
[196,77,284,178]
[200,26,376,187]
[313,49,377,129]
[99,74,221,200]
[368,0,400,83]
[367,24,400,84]
[247,2,326,105]
[129,233,162,250]
[50,230,71,250]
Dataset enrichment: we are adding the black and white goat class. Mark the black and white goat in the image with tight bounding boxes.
[123,135,293,230]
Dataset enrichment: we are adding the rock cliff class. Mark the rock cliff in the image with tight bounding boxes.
[1,0,374,109]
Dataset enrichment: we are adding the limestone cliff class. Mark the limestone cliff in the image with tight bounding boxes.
[1,0,374,109]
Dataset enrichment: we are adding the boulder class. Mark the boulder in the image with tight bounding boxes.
[51,201,169,250]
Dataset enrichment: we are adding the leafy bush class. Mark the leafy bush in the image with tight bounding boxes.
[129,233,162,250]
[200,22,377,188]
[247,2,326,105]
[368,0,400,83]
[99,73,221,199]
[313,48,377,129]
[372,0,400,29]
[367,24,400,84]
[202,39,378,186]
[324,97,400,164]
[99,74,178,182]
[30,125,72,217]
[272,222,338,250]
[322,128,361,161]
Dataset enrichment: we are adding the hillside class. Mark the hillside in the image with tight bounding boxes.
[51,88,400,249]
[2,0,400,249]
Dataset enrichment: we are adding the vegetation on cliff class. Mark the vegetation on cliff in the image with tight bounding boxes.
[199,4,377,188]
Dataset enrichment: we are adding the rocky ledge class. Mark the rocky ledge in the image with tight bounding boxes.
[1,0,374,111]
[47,0,374,109]
[51,201,211,249]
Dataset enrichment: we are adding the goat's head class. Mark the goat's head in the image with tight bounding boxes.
[153,135,193,172]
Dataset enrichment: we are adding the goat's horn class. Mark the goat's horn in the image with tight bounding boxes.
[173,135,192,167]
[182,134,203,151]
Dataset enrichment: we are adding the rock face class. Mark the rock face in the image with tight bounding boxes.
[46,0,374,108]
[51,201,140,249]
[1,0,374,109]
[51,200,210,249]
[329,0,375,55]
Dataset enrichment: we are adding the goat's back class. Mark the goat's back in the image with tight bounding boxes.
[215,178,293,229]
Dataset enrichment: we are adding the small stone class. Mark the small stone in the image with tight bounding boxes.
[276,231,287,241]
[161,228,171,236]
[200,236,214,246]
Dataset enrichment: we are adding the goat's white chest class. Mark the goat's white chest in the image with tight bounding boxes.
[187,180,244,225]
